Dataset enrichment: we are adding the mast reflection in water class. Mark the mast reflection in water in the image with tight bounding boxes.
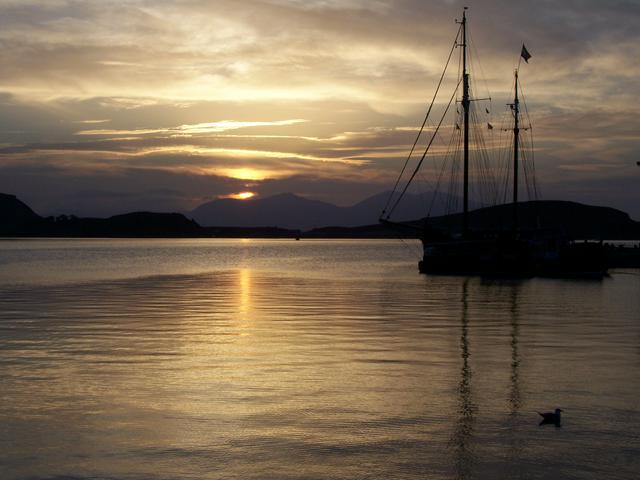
[450,280,477,479]
[0,238,638,479]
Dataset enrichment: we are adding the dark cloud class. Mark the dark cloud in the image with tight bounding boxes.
[0,1,638,218]
[0,163,242,217]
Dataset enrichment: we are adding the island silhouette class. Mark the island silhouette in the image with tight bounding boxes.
[1,192,639,250]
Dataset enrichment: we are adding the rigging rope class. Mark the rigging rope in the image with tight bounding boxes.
[386,77,463,218]
[381,24,462,218]
[428,112,461,217]
[518,80,539,199]
[381,26,539,229]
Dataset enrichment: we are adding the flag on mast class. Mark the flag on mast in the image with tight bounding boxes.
[521,44,532,63]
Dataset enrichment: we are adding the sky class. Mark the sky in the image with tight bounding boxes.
[0,0,639,218]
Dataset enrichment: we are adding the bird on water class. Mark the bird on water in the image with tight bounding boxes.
[538,408,563,426]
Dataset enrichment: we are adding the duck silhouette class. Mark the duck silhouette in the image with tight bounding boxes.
[538,408,563,426]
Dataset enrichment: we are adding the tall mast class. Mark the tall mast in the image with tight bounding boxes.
[512,69,520,232]
[461,8,470,235]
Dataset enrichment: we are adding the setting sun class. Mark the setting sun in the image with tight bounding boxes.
[219,191,256,200]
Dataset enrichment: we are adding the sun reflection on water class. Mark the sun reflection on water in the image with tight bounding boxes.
[0,241,639,479]
[237,268,253,335]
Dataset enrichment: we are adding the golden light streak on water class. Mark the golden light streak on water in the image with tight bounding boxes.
[0,239,638,479]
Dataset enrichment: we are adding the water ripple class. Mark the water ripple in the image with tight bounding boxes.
[0,239,639,479]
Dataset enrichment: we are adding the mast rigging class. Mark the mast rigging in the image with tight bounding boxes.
[460,7,470,236]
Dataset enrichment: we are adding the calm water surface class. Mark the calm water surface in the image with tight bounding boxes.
[0,239,639,480]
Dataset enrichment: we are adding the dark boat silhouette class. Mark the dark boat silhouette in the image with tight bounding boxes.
[380,8,608,278]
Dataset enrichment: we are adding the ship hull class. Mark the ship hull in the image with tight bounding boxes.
[419,237,608,278]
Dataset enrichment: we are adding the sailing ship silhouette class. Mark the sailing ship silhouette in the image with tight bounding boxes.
[381,8,607,278]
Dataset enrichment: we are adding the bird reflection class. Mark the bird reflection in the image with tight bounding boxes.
[451,279,477,479]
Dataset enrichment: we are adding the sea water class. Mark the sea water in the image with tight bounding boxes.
[0,238,639,479]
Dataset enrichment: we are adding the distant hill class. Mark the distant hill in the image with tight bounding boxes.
[191,193,343,230]
[0,192,638,239]
[0,193,201,237]
[190,191,473,229]
[425,201,640,239]
[0,193,44,235]
[44,212,202,237]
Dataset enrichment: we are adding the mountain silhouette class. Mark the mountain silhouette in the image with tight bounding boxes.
[190,191,472,229]
[0,192,638,241]
[0,193,200,237]
[53,212,202,237]
[425,200,640,239]
[0,193,44,235]
[191,193,342,230]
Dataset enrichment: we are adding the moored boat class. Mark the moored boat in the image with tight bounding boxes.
[381,8,607,278]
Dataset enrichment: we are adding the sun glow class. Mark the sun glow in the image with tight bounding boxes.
[219,191,256,200]
[218,168,275,181]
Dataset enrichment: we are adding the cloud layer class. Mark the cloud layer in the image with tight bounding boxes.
[0,0,638,218]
